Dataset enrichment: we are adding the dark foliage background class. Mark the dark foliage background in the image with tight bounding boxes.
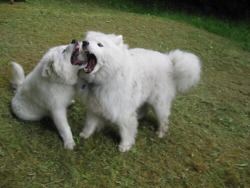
[134,0,249,20]
[6,0,250,20]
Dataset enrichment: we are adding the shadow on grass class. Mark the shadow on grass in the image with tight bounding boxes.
[86,113,159,146]
[139,112,158,132]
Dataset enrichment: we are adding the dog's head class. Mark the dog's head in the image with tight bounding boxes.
[41,39,87,84]
[79,31,128,81]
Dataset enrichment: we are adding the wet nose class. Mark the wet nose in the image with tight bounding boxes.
[71,39,78,44]
[82,41,89,47]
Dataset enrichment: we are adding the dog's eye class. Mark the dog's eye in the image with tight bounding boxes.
[62,49,66,53]
[97,43,103,47]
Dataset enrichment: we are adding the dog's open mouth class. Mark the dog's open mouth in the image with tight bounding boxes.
[83,51,97,74]
[71,44,86,66]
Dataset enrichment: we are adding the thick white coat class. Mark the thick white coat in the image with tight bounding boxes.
[11,44,84,149]
[78,31,201,152]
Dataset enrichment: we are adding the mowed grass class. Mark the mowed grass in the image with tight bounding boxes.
[0,0,250,187]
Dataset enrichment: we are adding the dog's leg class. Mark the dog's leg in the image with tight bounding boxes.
[157,117,169,138]
[80,111,103,139]
[117,114,138,152]
[51,109,75,150]
[153,100,172,138]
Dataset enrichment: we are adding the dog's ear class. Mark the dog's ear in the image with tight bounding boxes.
[42,61,53,77]
[115,35,124,47]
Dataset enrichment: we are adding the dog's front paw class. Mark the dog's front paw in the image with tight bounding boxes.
[157,130,167,138]
[157,125,169,138]
[118,144,132,152]
[70,100,75,105]
[79,131,91,139]
[64,141,76,150]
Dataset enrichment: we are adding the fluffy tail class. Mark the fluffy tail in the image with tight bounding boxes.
[169,50,201,93]
[10,62,25,91]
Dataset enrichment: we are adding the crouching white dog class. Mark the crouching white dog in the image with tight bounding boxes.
[78,31,201,152]
[11,39,86,149]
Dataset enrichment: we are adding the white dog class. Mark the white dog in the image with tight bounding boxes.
[78,31,201,152]
[11,39,86,149]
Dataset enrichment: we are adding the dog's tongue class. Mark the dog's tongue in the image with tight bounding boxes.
[84,59,96,73]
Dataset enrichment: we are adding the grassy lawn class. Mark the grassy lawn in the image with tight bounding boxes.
[0,0,249,187]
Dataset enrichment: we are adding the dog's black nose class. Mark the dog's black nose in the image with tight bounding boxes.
[71,39,78,44]
[82,41,89,47]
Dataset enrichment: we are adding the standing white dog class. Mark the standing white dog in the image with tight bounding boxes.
[11,39,86,149]
[78,31,201,152]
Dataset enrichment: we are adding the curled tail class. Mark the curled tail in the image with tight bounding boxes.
[169,50,201,93]
[11,62,25,91]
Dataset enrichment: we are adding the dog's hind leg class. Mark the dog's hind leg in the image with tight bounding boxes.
[51,109,75,150]
[156,115,170,138]
[11,100,44,121]
[152,98,173,138]
[80,111,103,139]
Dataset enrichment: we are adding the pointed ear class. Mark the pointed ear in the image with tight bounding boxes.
[42,61,53,77]
[115,35,124,46]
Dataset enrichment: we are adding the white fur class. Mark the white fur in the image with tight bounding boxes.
[11,44,85,149]
[78,31,201,152]
[11,62,25,92]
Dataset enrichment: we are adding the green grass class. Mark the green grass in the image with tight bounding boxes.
[0,0,250,187]
[90,0,250,51]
